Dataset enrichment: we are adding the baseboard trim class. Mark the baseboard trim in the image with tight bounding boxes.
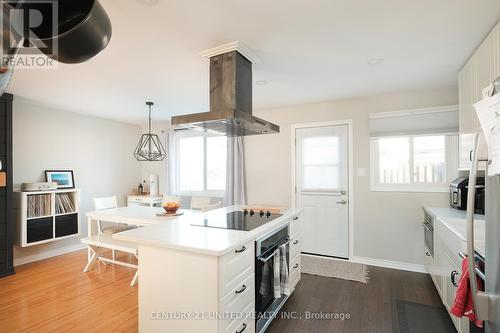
[350,256,427,273]
[14,243,86,267]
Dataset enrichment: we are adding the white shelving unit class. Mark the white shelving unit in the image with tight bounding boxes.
[14,189,81,247]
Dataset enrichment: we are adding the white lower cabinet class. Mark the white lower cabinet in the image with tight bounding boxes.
[289,212,302,290]
[218,274,255,333]
[424,211,469,333]
[218,241,255,333]
[442,249,469,333]
[219,241,255,297]
[223,303,255,333]
[289,253,301,290]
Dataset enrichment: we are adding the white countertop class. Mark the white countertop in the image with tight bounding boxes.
[424,206,485,257]
[112,205,301,256]
[87,206,197,225]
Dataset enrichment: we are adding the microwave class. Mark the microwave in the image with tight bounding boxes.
[449,177,485,214]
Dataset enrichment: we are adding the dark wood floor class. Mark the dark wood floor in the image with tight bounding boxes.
[267,266,444,333]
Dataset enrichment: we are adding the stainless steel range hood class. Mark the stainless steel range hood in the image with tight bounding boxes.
[171,46,279,136]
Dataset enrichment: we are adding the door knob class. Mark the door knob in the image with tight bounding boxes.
[336,199,347,205]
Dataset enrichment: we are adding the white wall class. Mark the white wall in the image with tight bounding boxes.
[244,86,458,267]
[139,121,169,194]
[13,99,142,264]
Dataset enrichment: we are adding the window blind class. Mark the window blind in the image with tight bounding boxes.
[369,106,459,138]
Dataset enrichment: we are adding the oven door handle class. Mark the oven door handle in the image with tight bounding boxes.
[258,238,291,263]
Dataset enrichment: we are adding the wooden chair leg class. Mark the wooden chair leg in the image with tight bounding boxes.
[112,249,116,261]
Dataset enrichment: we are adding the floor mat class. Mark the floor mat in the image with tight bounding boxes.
[393,299,456,333]
[301,254,369,283]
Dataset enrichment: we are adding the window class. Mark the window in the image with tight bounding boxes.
[176,133,227,196]
[370,134,458,192]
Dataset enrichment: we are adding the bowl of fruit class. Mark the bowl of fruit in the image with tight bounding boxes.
[162,202,181,214]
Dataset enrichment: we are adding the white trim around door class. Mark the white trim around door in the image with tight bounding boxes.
[291,120,354,259]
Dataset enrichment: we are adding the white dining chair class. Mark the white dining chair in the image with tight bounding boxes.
[162,194,181,205]
[93,196,135,260]
[202,201,223,212]
[190,196,212,210]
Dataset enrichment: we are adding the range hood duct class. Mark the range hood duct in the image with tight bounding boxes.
[171,49,279,136]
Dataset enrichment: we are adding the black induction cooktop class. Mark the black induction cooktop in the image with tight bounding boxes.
[191,210,282,231]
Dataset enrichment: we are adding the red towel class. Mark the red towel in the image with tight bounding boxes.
[450,257,483,328]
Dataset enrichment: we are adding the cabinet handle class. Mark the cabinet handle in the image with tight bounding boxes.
[235,284,247,294]
[451,270,459,287]
[425,252,431,257]
[470,150,474,162]
[236,323,247,333]
[235,246,246,253]
[293,216,299,221]
[293,263,299,269]
[293,240,299,245]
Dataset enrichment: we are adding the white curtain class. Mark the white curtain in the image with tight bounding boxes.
[165,130,177,196]
[224,137,246,206]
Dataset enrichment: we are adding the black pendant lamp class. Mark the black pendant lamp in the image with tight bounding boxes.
[134,102,167,161]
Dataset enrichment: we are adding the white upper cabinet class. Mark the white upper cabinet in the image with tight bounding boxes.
[458,58,476,169]
[475,34,493,101]
[492,21,500,81]
[458,19,499,170]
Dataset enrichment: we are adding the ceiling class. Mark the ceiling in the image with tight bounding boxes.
[7,0,500,124]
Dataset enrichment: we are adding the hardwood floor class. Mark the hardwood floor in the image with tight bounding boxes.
[0,250,138,333]
[0,251,443,333]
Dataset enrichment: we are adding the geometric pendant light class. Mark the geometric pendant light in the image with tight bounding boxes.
[134,102,167,161]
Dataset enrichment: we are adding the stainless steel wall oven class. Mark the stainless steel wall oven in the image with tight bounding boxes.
[255,224,290,333]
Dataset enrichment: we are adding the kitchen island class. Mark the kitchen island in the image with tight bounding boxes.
[114,206,303,333]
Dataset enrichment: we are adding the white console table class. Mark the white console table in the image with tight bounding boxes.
[127,194,162,207]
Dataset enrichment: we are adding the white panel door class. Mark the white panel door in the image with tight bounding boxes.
[295,124,349,258]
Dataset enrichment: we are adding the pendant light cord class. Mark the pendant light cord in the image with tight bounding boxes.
[148,103,152,135]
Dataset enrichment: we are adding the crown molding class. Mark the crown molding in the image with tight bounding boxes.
[200,41,262,64]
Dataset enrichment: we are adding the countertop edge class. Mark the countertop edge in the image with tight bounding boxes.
[113,207,303,257]
[423,206,485,257]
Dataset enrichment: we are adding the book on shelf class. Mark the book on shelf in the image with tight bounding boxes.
[27,194,52,218]
[55,193,75,215]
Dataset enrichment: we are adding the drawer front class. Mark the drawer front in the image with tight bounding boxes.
[221,303,255,333]
[289,253,301,288]
[27,217,53,243]
[128,196,144,203]
[290,235,301,260]
[219,241,255,297]
[219,274,255,331]
[290,271,301,291]
[290,213,301,236]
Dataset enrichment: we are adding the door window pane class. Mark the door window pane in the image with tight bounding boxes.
[179,137,204,191]
[378,137,410,184]
[206,136,227,191]
[303,136,339,165]
[302,166,339,190]
[413,136,446,183]
[301,136,340,191]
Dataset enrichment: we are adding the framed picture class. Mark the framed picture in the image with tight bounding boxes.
[45,170,75,189]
